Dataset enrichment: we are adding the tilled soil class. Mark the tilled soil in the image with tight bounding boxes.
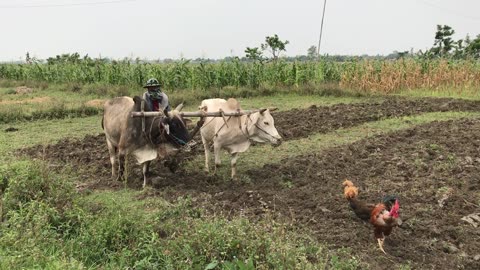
[150,118,480,269]
[222,119,480,269]
[21,96,480,180]
[274,96,480,140]
[20,97,480,269]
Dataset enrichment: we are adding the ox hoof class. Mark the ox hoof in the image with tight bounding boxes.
[142,180,151,188]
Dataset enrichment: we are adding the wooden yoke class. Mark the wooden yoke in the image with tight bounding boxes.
[131,108,278,118]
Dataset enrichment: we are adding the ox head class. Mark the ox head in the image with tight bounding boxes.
[249,108,282,146]
[163,103,190,146]
[133,97,190,148]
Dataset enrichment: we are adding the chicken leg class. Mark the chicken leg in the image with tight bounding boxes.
[377,238,387,254]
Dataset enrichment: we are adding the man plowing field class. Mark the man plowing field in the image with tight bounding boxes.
[142,78,170,112]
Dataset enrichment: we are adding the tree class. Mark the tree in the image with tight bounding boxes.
[245,47,263,61]
[261,34,289,60]
[25,51,41,64]
[465,34,480,59]
[385,50,410,60]
[46,53,97,65]
[430,25,456,57]
[25,52,32,64]
[307,45,317,58]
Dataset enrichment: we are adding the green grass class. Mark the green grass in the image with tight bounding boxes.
[397,87,480,100]
[0,161,357,269]
[0,80,373,124]
[0,86,102,124]
[0,116,103,160]
[190,111,480,179]
[235,93,376,111]
[0,85,101,105]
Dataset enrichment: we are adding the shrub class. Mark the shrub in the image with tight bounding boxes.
[0,161,84,269]
[1,161,76,215]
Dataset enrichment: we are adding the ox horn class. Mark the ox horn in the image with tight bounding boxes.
[175,103,184,112]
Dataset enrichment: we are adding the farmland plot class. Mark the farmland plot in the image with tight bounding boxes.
[17,96,480,269]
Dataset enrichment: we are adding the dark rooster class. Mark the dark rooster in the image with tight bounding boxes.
[343,180,402,254]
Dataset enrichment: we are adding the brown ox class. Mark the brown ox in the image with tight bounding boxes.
[102,96,189,187]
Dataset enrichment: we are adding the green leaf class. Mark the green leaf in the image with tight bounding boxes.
[205,261,218,270]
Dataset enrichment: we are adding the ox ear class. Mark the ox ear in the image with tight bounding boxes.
[259,108,267,115]
[268,107,278,112]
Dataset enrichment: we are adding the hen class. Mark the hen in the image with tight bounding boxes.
[343,179,402,254]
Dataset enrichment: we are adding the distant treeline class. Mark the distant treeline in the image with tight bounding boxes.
[12,24,478,65]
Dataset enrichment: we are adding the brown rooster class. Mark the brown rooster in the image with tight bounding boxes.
[343,179,402,254]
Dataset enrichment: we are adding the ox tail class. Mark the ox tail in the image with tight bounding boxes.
[101,116,104,130]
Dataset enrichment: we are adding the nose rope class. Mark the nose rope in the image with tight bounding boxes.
[253,122,279,140]
[139,100,189,148]
[242,114,278,141]
[169,133,188,146]
[158,117,189,147]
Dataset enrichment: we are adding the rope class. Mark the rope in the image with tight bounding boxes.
[213,116,232,137]
[241,113,278,141]
[198,110,278,141]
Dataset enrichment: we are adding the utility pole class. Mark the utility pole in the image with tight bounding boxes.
[317,0,327,56]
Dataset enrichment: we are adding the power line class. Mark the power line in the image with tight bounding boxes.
[317,0,327,56]
[0,0,137,9]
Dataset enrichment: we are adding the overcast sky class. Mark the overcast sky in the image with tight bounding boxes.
[1,0,479,61]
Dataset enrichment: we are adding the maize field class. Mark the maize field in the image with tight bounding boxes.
[1,59,479,93]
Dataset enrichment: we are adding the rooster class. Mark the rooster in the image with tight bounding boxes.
[343,179,402,254]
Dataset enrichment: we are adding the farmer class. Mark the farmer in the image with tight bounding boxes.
[142,78,170,112]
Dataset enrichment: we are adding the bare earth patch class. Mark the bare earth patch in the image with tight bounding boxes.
[14,86,34,95]
[84,99,106,108]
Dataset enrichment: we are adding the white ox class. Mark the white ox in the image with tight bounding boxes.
[200,98,282,179]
